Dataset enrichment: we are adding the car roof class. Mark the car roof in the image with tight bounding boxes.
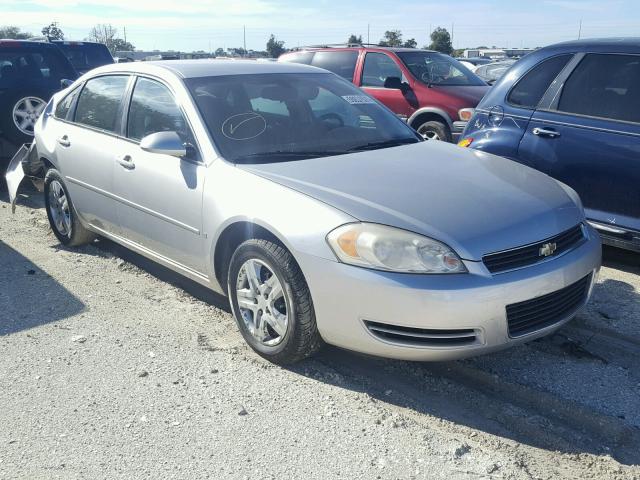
[286,46,438,54]
[543,37,640,53]
[0,39,59,49]
[84,59,328,79]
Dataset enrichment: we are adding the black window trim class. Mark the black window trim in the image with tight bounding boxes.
[70,73,133,138]
[53,84,83,122]
[505,53,575,111]
[122,73,203,164]
[537,52,640,127]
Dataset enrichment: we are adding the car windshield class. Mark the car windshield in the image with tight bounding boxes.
[55,43,113,70]
[185,72,421,163]
[397,51,486,86]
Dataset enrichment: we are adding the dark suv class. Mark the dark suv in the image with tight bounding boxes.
[280,46,489,142]
[0,40,77,149]
[459,38,640,252]
[51,40,114,75]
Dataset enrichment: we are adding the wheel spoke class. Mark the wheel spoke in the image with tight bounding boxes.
[243,260,262,292]
[237,288,258,312]
[24,99,33,112]
[14,110,28,119]
[263,312,287,336]
[265,274,283,301]
[34,102,46,115]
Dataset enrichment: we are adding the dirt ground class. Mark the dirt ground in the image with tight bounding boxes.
[1,186,639,480]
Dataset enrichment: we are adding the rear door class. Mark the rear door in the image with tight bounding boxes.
[519,53,640,232]
[54,74,130,234]
[358,52,416,119]
[113,76,206,274]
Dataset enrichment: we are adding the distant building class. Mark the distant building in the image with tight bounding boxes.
[115,50,214,61]
[462,47,536,59]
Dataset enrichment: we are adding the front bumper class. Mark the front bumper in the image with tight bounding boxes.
[452,121,468,141]
[296,225,601,361]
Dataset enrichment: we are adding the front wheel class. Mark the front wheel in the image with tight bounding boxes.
[415,120,451,142]
[44,169,96,247]
[227,239,323,364]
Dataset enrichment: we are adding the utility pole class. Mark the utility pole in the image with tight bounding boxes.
[367,23,370,44]
[578,19,582,39]
[243,25,246,55]
[451,22,454,48]
[123,26,127,43]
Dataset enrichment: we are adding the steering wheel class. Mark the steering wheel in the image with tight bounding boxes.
[421,71,444,84]
[318,113,344,129]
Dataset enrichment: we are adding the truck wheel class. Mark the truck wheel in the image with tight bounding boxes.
[228,239,323,364]
[416,120,451,142]
[0,92,47,145]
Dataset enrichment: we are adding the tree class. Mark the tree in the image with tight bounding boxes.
[403,38,417,48]
[214,47,226,57]
[0,26,32,39]
[266,34,285,58]
[347,34,362,45]
[379,30,403,47]
[42,22,64,40]
[428,27,453,55]
[87,24,133,55]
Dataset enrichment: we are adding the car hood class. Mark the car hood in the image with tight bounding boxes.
[238,142,583,261]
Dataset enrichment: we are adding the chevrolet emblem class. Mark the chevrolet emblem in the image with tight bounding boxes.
[539,242,557,257]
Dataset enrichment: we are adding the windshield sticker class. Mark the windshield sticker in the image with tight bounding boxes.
[341,95,376,105]
[221,112,267,140]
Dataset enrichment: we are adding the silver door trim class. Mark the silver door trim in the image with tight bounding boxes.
[66,175,201,235]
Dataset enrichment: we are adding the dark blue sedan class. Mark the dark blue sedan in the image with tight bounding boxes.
[459,38,640,252]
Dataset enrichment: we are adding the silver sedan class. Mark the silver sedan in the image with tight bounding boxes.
[19,60,600,364]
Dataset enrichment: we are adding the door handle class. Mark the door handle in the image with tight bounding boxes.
[57,135,71,147]
[116,155,135,170]
[532,127,561,138]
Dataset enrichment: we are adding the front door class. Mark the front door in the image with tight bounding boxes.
[519,53,640,233]
[113,76,206,274]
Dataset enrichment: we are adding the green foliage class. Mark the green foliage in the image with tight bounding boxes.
[347,34,362,45]
[87,24,134,55]
[379,30,403,47]
[0,26,32,39]
[427,27,453,55]
[42,22,64,40]
[403,38,417,48]
[266,34,286,58]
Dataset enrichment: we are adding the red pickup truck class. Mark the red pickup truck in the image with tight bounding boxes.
[280,46,489,142]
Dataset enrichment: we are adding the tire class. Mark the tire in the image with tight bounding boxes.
[0,91,48,145]
[415,120,452,142]
[227,239,323,364]
[44,169,96,247]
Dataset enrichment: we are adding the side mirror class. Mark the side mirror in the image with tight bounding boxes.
[140,131,187,158]
[60,78,74,89]
[383,76,410,93]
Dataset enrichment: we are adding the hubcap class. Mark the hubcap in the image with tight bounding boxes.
[48,180,72,237]
[235,259,288,346]
[13,97,46,135]
[418,127,441,141]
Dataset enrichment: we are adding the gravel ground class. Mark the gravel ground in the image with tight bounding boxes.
[1,186,639,480]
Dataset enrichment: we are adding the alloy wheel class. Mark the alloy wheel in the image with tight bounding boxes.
[418,127,441,141]
[48,180,72,237]
[235,258,289,346]
[13,96,46,135]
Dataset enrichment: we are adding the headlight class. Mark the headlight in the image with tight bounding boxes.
[326,223,467,274]
[458,108,475,122]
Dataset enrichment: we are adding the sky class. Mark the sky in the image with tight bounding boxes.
[2,0,639,52]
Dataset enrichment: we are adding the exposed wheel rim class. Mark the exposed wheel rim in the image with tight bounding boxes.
[48,180,72,237]
[417,126,441,141]
[13,96,46,135]
[235,258,289,347]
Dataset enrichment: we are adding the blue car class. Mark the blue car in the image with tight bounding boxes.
[459,38,640,252]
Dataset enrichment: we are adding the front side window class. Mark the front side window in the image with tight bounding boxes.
[54,86,81,120]
[127,77,190,142]
[507,54,572,108]
[557,53,640,123]
[310,51,359,80]
[361,52,403,87]
[397,51,485,86]
[185,72,420,163]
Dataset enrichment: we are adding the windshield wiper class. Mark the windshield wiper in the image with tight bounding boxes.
[233,150,347,163]
[347,138,421,152]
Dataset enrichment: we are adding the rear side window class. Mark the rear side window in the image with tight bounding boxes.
[557,53,640,124]
[127,77,190,142]
[361,52,402,87]
[507,54,572,108]
[0,48,75,87]
[279,51,313,65]
[74,75,129,133]
[310,51,358,80]
[54,86,81,120]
